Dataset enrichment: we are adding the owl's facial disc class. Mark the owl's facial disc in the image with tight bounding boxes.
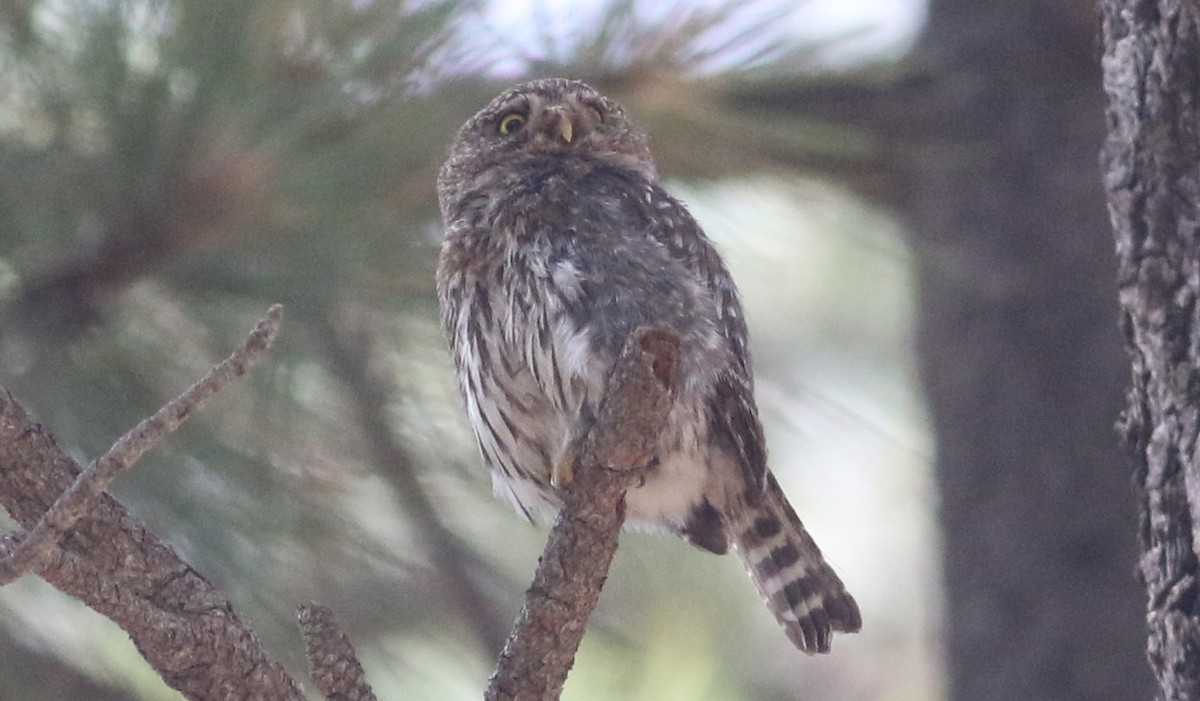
[444,79,658,190]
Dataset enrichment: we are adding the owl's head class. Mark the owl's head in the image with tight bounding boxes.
[438,78,656,218]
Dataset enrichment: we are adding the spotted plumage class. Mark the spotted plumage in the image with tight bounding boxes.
[436,78,860,653]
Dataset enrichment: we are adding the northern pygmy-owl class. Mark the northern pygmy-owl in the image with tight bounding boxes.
[436,78,860,653]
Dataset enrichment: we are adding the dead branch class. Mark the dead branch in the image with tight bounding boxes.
[0,312,679,700]
[0,305,304,701]
[485,327,680,701]
[298,602,378,701]
[0,305,282,585]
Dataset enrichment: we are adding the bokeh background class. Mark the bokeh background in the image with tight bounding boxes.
[0,1,1147,700]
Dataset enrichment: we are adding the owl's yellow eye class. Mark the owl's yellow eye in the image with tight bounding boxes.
[498,113,527,135]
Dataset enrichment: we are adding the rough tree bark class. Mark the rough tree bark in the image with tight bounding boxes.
[1101,1,1200,697]
[0,308,305,701]
[907,1,1148,698]
[722,3,1148,695]
[486,327,679,701]
[298,603,378,701]
[0,311,679,700]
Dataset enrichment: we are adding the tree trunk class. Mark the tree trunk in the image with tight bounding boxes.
[906,1,1148,698]
[1101,1,1200,698]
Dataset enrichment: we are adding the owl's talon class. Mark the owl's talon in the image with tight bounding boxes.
[552,451,575,488]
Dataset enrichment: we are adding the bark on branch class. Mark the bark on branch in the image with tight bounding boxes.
[298,602,378,701]
[0,305,282,584]
[0,305,305,701]
[1102,1,1200,698]
[484,327,680,701]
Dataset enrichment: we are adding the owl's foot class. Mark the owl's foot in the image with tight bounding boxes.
[552,448,576,488]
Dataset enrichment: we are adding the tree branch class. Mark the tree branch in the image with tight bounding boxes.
[485,327,680,701]
[1102,1,1200,697]
[298,602,378,701]
[0,305,282,585]
[0,305,305,701]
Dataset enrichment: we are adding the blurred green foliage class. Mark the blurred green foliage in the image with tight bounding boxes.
[0,1,935,699]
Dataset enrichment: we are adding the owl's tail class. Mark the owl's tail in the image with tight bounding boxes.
[729,474,861,654]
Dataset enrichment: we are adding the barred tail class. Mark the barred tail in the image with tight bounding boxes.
[730,474,861,654]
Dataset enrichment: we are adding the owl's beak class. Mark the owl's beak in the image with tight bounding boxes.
[542,108,576,144]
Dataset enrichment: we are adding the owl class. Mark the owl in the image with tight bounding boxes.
[436,78,860,653]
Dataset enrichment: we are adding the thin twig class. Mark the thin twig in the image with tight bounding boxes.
[0,305,283,585]
[298,602,378,701]
[485,327,680,701]
[0,306,303,701]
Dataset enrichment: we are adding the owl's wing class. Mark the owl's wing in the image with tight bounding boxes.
[709,370,769,497]
[645,183,769,497]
